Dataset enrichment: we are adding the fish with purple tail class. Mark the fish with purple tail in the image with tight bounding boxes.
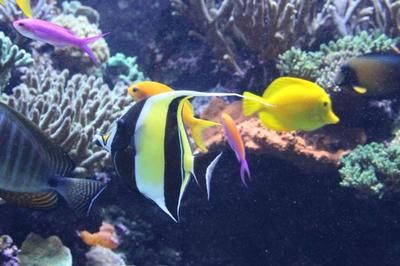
[221,113,251,186]
[13,18,109,64]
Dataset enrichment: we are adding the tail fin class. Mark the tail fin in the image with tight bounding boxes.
[240,159,251,187]
[80,32,110,64]
[192,151,223,200]
[205,152,223,200]
[242,92,264,116]
[191,118,221,152]
[54,177,107,216]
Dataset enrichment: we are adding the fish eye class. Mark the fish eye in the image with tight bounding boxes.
[323,102,328,107]
[18,22,25,27]
[132,87,139,93]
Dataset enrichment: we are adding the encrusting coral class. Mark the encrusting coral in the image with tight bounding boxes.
[18,233,72,266]
[339,142,400,198]
[277,31,399,92]
[3,67,132,176]
[0,31,33,94]
[50,1,109,73]
[85,246,126,266]
[105,52,146,86]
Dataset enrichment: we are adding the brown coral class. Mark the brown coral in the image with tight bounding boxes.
[202,99,366,173]
[3,67,132,176]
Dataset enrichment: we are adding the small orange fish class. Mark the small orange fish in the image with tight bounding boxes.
[79,222,119,249]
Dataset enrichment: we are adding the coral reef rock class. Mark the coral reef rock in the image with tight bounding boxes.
[0,31,33,94]
[0,235,19,266]
[4,67,132,176]
[277,31,398,93]
[202,99,366,173]
[85,246,126,266]
[18,233,72,266]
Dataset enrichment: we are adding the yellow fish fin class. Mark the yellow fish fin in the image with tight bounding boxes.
[191,118,221,152]
[242,91,265,116]
[353,86,367,94]
[263,77,324,98]
[258,111,290,131]
[16,0,32,18]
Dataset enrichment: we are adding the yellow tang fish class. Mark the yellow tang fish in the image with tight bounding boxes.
[243,77,339,131]
[128,81,220,152]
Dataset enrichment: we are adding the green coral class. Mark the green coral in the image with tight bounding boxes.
[105,53,146,85]
[339,142,400,197]
[0,31,33,94]
[277,31,399,92]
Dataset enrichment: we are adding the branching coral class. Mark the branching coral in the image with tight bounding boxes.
[0,31,33,94]
[104,53,146,86]
[3,67,132,176]
[328,0,400,36]
[171,0,333,76]
[339,142,400,197]
[277,31,399,92]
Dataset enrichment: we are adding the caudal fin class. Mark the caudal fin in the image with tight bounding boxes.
[240,159,251,187]
[54,177,107,216]
[191,118,221,152]
[80,32,110,64]
[242,92,264,116]
[205,152,223,200]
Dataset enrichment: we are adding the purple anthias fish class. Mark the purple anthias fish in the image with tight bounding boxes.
[13,18,108,64]
[221,113,251,187]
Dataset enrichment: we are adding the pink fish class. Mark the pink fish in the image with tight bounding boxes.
[221,113,250,186]
[13,18,108,64]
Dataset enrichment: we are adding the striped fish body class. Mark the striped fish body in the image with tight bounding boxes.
[98,90,247,221]
[106,95,194,221]
[0,102,106,214]
[0,102,73,193]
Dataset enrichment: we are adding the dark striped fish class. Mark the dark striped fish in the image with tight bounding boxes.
[0,102,106,215]
[95,90,241,222]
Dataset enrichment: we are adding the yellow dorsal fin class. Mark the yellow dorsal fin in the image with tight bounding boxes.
[353,86,367,94]
[263,77,324,99]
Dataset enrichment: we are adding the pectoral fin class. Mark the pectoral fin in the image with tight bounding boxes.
[353,86,367,94]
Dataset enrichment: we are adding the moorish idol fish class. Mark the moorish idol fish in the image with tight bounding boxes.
[0,102,106,215]
[128,81,220,152]
[243,77,339,131]
[336,53,400,96]
[95,90,251,221]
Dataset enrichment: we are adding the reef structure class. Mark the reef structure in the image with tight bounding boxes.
[0,31,33,94]
[201,99,365,173]
[3,67,132,176]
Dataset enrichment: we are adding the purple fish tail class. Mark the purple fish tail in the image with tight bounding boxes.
[240,159,251,187]
[80,32,110,64]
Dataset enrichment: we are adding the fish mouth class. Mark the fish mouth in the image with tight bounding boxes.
[327,111,340,124]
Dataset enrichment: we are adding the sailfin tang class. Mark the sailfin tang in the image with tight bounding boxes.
[0,189,58,209]
[54,177,106,216]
